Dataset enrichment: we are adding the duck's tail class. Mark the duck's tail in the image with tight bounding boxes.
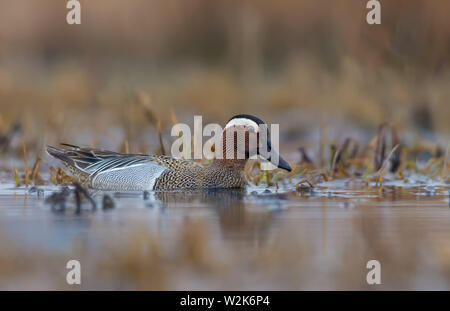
[46,144,80,168]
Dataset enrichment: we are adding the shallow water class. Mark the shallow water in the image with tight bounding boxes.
[0,175,449,290]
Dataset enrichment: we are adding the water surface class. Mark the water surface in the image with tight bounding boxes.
[0,176,449,290]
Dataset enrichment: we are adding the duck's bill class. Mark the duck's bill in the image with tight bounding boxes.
[267,152,292,172]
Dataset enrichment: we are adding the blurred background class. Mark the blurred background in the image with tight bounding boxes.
[0,0,449,154]
[1,0,450,291]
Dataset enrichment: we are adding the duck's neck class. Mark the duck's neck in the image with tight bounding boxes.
[212,132,248,171]
[197,130,248,187]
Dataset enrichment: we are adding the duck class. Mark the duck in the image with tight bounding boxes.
[46,114,292,191]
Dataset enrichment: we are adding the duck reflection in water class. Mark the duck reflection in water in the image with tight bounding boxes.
[151,188,284,246]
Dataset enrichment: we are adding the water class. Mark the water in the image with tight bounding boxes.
[0,176,449,290]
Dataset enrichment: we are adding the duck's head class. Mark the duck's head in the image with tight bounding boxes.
[220,114,292,172]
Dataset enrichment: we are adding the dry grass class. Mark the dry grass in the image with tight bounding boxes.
[0,1,450,148]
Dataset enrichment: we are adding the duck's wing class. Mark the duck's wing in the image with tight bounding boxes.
[46,145,155,176]
[46,145,198,190]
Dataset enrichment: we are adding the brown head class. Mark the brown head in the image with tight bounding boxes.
[216,114,292,171]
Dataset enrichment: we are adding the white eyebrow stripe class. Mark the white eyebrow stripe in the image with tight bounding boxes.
[225,118,260,132]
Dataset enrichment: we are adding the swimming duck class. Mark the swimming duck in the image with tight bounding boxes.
[46,114,292,191]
